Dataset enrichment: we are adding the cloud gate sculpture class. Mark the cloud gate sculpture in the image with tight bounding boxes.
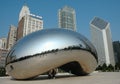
[5,28,98,79]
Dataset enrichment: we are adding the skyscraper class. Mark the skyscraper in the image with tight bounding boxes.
[113,41,120,63]
[0,49,8,67]
[17,5,43,40]
[7,25,17,50]
[19,4,30,22]
[0,38,7,49]
[90,17,115,66]
[0,37,8,67]
[58,6,76,31]
[0,39,2,49]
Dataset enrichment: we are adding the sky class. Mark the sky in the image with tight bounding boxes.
[0,0,120,41]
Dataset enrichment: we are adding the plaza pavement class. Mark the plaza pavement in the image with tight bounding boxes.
[0,72,120,84]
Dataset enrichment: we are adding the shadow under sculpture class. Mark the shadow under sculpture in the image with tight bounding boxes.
[5,28,98,80]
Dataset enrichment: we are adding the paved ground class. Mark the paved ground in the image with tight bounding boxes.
[0,72,120,84]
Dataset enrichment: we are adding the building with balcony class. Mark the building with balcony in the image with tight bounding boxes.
[58,6,76,31]
[17,5,43,40]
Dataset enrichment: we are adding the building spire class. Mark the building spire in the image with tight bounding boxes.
[24,0,27,6]
[19,3,30,21]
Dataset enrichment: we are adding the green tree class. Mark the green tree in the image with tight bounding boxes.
[101,63,107,72]
[107,64,114,72]
[96,65,102,71]
[0,67,6,76]
[115,63,120,71]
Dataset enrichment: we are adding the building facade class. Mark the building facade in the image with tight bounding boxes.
[7,25,17,50]
[113,41,120,63]
[19,4,30,22]
[90,17,115,66]
[0,39,2,49]
[0,38,7,49]
[58,6,76,31]
[17,5,43,40]
[0,38,8,67]
[0,49,8,67]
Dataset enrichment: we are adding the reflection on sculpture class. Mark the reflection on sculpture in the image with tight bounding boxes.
[5,28,98,79]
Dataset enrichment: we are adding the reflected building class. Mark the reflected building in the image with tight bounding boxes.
[58,6,76,31]
[17,5,43,40]
[90,17,115,66]
[7,25,17,50]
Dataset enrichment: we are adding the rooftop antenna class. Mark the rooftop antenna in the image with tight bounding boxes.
[24,0,27,6]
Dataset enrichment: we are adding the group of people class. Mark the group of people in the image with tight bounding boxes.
[48,68,58,79]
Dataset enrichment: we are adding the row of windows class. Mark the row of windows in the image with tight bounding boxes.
[28,17,42,25]
[28,22,42,28]
[61,18,74,23]
[61,11,74,17]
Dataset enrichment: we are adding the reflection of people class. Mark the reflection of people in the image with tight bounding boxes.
[10,65,14,70]
[10,65,14,72]
[48,68,57,79]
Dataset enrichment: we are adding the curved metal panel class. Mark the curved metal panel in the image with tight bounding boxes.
[6,28,98,79]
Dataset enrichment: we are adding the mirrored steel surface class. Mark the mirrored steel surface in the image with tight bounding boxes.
[6,28,98,79]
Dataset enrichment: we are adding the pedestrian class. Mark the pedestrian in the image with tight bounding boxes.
[48,68,57,79]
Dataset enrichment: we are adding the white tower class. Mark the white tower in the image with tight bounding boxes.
[17,5,43,40]
[7,25,17,50]
[0,38,7,49]
[90,17,115,66]
[58,6,76,31]
[19,4,30,21]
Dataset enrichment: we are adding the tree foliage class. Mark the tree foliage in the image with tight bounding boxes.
[96,63,119,72]
[115,62,120,71]
[0,67,6,76]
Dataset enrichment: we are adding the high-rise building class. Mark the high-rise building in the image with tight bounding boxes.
[90,17,115,66]
[0,39,2,49]
[0,38,7,49]
[0,37,8,67]
[0,49,8,67]
[7,25,17,50]
[19,4,30,21]
[17,5,43,40]
[58,6,76,31]
[113,41,120,63]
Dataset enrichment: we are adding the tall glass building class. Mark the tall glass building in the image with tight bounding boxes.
[90,17,115,66]
[58,6,76,31]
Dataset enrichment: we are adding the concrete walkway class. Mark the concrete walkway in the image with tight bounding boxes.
[0,72,120,84]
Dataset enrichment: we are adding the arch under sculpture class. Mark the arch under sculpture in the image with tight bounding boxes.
[5,28,98,79]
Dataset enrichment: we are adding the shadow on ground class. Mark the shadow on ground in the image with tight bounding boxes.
[10,73,92,81]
